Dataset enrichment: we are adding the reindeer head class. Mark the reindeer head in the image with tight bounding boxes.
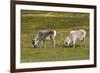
[64,36,71,47]
[32,39,37,48]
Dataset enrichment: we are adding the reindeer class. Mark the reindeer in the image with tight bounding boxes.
[64,29,86,48]
[32,29,56,48]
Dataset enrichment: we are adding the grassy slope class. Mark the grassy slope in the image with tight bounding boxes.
[21,10,90,63]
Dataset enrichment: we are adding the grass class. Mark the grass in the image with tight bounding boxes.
[21,47,89,62]
[21,10,90,63]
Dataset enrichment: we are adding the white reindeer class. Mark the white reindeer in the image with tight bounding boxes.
[32,29,56,48]
[64,29,86,48]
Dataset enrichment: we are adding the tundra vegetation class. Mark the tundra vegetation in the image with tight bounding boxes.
[21,10,89,63]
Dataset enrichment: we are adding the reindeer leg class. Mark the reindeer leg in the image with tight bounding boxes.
[39,40,42,48]
[50,36,55,48]
[73,44,75,48]
[83,38,86,47]
[73,40,75,48]
[80,40,83,47]
[52,39,55,48]
[43,40,46,48]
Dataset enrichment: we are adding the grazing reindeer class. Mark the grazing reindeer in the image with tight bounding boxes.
[64,29,86,48]
[32,29,56,48]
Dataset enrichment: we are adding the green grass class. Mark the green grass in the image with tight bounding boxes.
[21,47,89,62]
[21,10,90,63]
